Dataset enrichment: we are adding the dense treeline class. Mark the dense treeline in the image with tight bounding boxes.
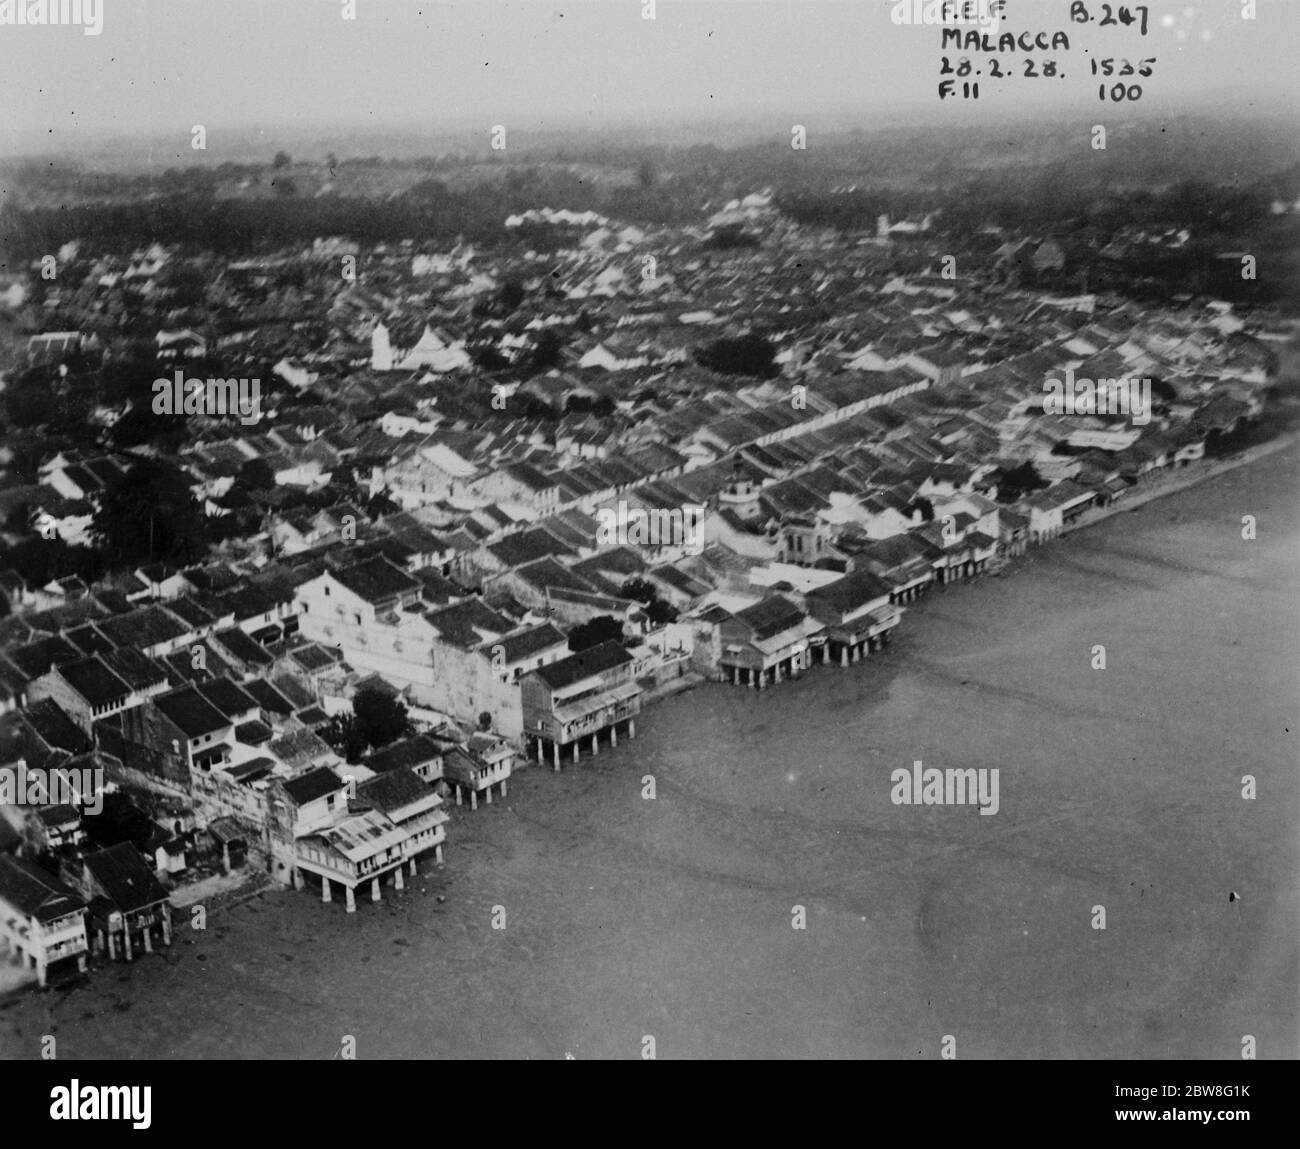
[0,191,509,260]
[941,175,1284,235]
[777,177,1284,236]
[778,176,1300,305]
[0,158,714,260]
[5,139,1295,267]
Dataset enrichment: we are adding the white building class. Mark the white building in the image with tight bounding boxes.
[372,322,472,374]
[0,856,88,988]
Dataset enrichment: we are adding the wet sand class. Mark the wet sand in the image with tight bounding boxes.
[2,444,1296,1060]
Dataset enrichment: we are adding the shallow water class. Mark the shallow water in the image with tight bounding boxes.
[3,445,1296,1059]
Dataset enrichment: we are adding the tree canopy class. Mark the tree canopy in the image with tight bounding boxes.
[621,577,678,625]
[321,685,415,763]
[92,457,209,569]
[996,461,1048,503]
[695,333,779,379]
[568,615,623,652]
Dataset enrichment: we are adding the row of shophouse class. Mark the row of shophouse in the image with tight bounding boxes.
[2,369,1264,954]
[1,397,1243,968]
[1,244,1277,973]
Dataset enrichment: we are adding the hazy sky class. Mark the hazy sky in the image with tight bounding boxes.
[2,0,1296,154]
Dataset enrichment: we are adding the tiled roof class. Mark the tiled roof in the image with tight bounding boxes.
[492,623,568,663]
[22,698,93,755]
[357,766,436,813]
[426,599,513,649]
[213,627,276,667]
[330,555,421,603]
[101,647,167,692]
[8,636,83,681]
[0,855,84,923]
[268,727,335,769]
[95,605,191,650]
[241,678,295,716]
[532,641,631,690]
[270,674,315,710]
[734,595,807,642]
[289,644,340,673]
[281,765,344,804]
[234,719,274,745]
[363,733,450,774]
[808,570,894,616]
[486,527,576,570]
[64,624,114,657]
[163,596,216,629]
[55,657,132,707]
[84,842,169,913]
[153,686,231,739]
[194,677,259,720]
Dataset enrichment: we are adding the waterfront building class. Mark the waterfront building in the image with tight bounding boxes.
[75,843,173,962]
[361,733,454,785]
[806,570,904,666]
[845,532,939,603]
[296,560,527,740]
[356,767,449,865]
[1025,481,1096,542]
[717,595,821,688]
[0,854,88,987]
[295,808,411,913]
[442,734,515,809]
[520,642,642,769]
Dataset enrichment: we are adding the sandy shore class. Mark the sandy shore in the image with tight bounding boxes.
[1,441,1296,1060]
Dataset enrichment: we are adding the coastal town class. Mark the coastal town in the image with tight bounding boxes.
[0,159,1296,995]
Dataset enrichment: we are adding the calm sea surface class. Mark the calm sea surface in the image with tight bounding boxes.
[3,444,1296,1059]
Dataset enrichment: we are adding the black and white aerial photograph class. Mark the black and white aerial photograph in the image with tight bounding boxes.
[0,0,1296,1101]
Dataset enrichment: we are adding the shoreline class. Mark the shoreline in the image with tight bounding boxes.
[0,438,1294,1059]
[1059,431,1299,539]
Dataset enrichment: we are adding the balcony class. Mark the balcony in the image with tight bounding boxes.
[45,935,88,958]
[538,681,643,744]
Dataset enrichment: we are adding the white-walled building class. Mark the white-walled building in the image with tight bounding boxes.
[0,856,88,987]
[372,322,472,374]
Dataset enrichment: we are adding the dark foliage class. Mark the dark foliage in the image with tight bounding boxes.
[695,332,779,379]
[567,615,623,652]
[321,686,415,764]
[92,457,209,569]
